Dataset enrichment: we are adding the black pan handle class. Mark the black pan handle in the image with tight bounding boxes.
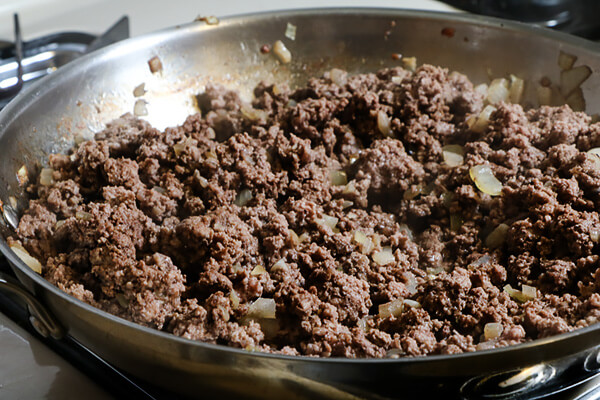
[0,273,64,339]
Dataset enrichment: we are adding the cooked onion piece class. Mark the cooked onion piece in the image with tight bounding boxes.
[270,258,288,272]
[402,57,417,72]
[251,265,266,276]
[377,110,392,136]
[485,223,509,248]
[273,40,291,64]
[229,290,240,310]
[329,170,348,186]
[316,214,339,233]
[378,299,403,318]
[285,22,297,40]
[509,75,524,104]
[470,165,503,196]
[148,56,163,73]
[373,247,395,265]
[353,230,374,254]
[560,65,591,97]
[537,85,552,106]
[442,145,464,167]
[504,284,537,303]
[9,243,42,273]
[234,189,253,207]
[403,299,421,309]
[484,322,503,340]
[39,168,55,186]
[486,78,509,104]
[247,298,276,319]
[566,88,585,111]
[134,99,148,116]
[133,83,146,97]
[16,165,28,186]
[467,105,496,133]
[558,51,577,71]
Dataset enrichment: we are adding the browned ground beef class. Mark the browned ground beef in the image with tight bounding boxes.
[11,65,600,357]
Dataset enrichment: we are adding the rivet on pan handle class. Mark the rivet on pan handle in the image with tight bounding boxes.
[0,273,64,339]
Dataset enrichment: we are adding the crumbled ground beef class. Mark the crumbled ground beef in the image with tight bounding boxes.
[11,64,600,358]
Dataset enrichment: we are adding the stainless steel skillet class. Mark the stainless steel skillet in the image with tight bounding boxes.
[1,8,600,399]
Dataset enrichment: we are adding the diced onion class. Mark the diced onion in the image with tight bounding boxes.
[10,244,42,274]
[273,40,292,64]
[234,189,253,207]
[471,254,492,268]
[401,57,417,72]
[470,165,503,196]
[404,272,418,294]
[116,294,129,308]
[241,105,268,121]
[377,110,392,136]
[379,299,404,318]
[316,214,339,232]
[194,170,209,188]
[537,85,552,106]
[247,298,276,319]
[484,322,503,340]
[566,88,586,112]
[558,51,577,71]
[298,232,310,243]
[391,76,403,84]
[426,266,444,276]
[134,99,148,116]
[357,316,373,332]
[16,165,28,186]
[329,170,348,186]
[152,186,165,194]
[39,168,55,186]
[450,214,462,231]
[560,65,591,97]
[467,105,497,134]
[373,247,395,265]
[288,229,300,246]
[403,299,421,309]
[230,290,240,310]
[442,145,464,167]
[285,22,297,40]
[270,258,288,272]
[353,230,374,254]
[486,78,509,104]
[329,68,347,86]
[76,211,92,220]
[343,180,357,194]
[403,184,423,200]
[504,284,536,303]
[341,200,353,209]
[474,83,488,96]
[521,284,537,300]
[148,56,163,73]
[590,227,600,243]
[232,263,243,274]
[509,75,524,104]
[133,83,146,97]
[386,348,405,358]
[485,223,509,249]
[251,265,266,276]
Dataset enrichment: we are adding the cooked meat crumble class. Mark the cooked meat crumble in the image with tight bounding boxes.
[11,64,600,358]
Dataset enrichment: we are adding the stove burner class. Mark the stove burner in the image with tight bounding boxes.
[0,14,129,109]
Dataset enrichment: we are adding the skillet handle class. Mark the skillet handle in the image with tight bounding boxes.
[0,274,64,339]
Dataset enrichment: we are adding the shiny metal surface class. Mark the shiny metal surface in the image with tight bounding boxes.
[1,9,600,398]
[0,273,64,339]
